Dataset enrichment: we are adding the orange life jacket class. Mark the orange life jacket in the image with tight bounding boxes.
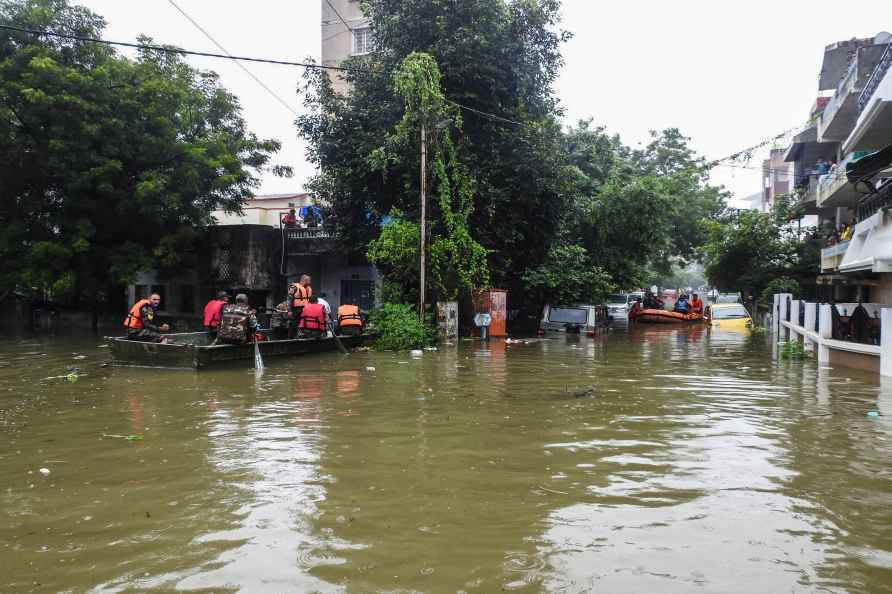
[298,303,326,330]
[124,299,152,329]
[690,298,704,313]
[337,304,363,328]
[291,283,312,308]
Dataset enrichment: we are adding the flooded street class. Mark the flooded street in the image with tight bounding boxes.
[3,326,892,593]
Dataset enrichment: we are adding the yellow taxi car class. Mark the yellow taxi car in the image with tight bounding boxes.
[705,302,753,330]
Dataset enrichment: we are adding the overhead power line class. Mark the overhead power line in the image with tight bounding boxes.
[0,24,356,72]
[324,0,355,33]
[165,0,298,116]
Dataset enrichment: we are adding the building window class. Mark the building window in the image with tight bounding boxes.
[353,27,373,55]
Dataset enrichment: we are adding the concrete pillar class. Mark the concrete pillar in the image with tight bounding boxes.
[778,293,791,340]
[791,300,801,328]
[772,294,780,335]
[818,304,833,365]
[881,308,892,378]
[803,303,816,351]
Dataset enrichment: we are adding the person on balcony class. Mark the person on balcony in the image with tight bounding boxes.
[282,208,297,228]
[813,158,830,176]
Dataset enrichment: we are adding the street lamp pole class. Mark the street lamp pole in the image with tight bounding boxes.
[419,121,427,322]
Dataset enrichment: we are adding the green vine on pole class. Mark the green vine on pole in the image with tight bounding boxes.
[368,51,489,302]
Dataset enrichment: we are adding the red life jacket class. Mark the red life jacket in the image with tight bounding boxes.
[202,299,227,328]
[124,299,152,329]
[298,303,326,330]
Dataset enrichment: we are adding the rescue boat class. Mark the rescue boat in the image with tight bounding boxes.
[635,309,704,324]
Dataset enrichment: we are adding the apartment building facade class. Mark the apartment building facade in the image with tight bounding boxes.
[321,0,371,94]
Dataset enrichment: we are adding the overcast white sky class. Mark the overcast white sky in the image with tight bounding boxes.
[79,0,890,206]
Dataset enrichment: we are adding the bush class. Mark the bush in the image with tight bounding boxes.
[368,303,435,350]
[780,340,808,360]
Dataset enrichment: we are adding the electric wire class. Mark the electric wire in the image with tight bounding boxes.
[324,0,355,33]
[165,0,299,116]
[0,24,356,72]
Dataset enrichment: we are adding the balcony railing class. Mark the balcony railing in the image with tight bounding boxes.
[858,41,892,114]
[821,240,850,272]
[856,181,892,221]
[285,227,330,241]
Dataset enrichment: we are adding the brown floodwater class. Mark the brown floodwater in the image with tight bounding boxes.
[2,326,892,593]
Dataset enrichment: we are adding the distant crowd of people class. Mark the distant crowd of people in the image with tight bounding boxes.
[123,273,365,344]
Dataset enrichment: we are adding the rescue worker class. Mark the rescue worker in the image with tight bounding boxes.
[216,293,259,345]
[269,300,291,340]
[337,302,364,336]
[642,291,663,310]
[289,274,313,336]
[674,294,690,314]
[202,291,229,340]
[689,293,704,315]
[124,293,170,343]
[298,296,326,339]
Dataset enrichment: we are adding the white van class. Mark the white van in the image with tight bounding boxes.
[606,293,631,318]
[538,304,608,336]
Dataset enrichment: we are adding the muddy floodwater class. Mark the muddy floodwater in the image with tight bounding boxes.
[3,326,892,593]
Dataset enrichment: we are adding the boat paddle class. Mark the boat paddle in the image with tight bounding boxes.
[253,332,265,372]
[329,322,349,355]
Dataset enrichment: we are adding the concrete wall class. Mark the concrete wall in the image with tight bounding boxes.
[874,274,892,304]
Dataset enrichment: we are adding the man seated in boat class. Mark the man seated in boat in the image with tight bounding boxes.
[269,301,291,340]
[216,294,259,345]
[628,297,642,321]
[124,293,170,343]
[336,302,365,336]
[642,291,663,310]
[202,291,229,341]
[689,293,704,315]
[297,296,326,339]
[673,294,691,314]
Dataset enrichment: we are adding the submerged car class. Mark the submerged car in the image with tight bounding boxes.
[705,303,752,329]
[538,304,607,336]
[606,293,632,318]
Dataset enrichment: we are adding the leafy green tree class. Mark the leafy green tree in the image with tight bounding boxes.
[367,52,488,304]
[522,243,614,305]
[297,0,570,297]
[0,0,286,319]
[701,199,819,305]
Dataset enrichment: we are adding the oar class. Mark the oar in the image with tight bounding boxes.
[254,335,265,372]
[329,321,349,355]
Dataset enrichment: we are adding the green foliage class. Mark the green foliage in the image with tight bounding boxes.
[368,303,434,350]
[367,214,420,305]
[557,123,727,290]
[701,199,819,304]
[297,0,569,299]
[780,340,809,360]
[522,243,614,305]
[759,277,800,306]
[0,0,286,304]
[372,52,489,302]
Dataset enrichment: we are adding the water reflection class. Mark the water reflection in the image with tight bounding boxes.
[2,329,892,592]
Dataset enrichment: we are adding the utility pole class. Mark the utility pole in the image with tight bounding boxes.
[419,122,427,322]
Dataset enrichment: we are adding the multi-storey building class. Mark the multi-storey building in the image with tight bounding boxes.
[321,0,371,94]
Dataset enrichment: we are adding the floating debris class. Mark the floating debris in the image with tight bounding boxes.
[38,468,50,476]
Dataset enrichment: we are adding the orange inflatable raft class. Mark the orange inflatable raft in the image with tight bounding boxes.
[635,309,704,324]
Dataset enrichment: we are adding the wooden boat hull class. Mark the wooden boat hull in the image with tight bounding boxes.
[636,309,704,324]
[107,331,372,369]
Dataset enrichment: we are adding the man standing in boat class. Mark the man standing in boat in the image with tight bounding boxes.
[289,274,312,337]
[216,294,259,345]
[124,293,170,343]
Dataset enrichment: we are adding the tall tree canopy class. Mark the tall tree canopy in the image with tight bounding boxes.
[0,0,286,309]
[298,0,570,295]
